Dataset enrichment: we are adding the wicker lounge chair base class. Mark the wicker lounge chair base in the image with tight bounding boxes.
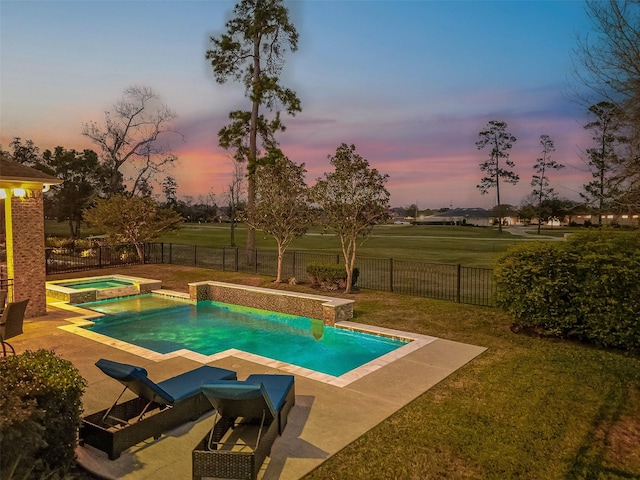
[192,415,279,480]
[192,374,295,480]
[80,360,237,460]
[81,394,212,460]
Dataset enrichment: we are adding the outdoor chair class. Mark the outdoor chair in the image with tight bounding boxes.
[192,374,295,480]
[80,358,237,460]
[0,290,7,314]
[0,298,29,356]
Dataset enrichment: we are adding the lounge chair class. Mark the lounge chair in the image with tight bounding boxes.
[192,374,295,480]
[80,359,237,460]
[0,299,29,356]
[0,289,7,314]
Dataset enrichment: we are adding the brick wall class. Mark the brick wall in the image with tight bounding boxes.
[6,191,47,317]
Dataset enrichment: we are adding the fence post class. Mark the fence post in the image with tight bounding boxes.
[336,254,340,264]
[98,246,103,268]
[194,245,197,267]
[456,264,461,303]
[255,249,258,274]
[389,258,394,293]
[235,247,239,272]
[222,247,226,271]
[169,243,173,264]
[161,243,164,264]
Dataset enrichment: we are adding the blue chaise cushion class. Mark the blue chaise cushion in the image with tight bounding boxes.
[96,359,236,405]
[246,374,294,413]
[201,374,294,419]
[158,366,236,403]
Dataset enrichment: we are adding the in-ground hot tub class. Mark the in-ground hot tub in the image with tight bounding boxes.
[46,275,162,304]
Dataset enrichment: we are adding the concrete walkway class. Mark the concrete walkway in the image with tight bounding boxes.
[12,303,486,480]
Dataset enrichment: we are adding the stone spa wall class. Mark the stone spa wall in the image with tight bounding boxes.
[188,281,354,326]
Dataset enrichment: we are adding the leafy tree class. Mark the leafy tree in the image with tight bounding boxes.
[517,195,538,225]
[246,154,312,283]
[82,85,181,196]
[531,135,564,234]
[582,102,626,225]
[162,176,179,207]
[476,120,519,233]
[206,0,301,259]
[83,195,182,261]
[312,144,390,293]
[41,147,105,238]
[4,137,42,168]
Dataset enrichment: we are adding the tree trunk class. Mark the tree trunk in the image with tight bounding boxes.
[134,243,144,263]
[495,154,502,234]
[343,238,357,294]
[246,30,261,265]
[275,241,284,283]
[230,208,236,247]
[246,179,256,264]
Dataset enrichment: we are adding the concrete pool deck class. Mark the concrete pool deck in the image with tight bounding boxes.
[12,302,487,480]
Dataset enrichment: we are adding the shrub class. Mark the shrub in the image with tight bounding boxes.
[494,242,580,336]
[0,350,87,479]
[495,230,640,351]
[307,262,359,290]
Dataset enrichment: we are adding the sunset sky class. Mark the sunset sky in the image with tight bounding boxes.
[1,0,597,209]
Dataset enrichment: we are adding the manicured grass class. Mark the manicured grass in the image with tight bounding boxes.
[157,224,562,268]
[46,221,559,268]
[49,264,640,480]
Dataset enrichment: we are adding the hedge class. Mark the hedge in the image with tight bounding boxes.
[306,262,359,290]
[0,350,87,479]
[495,230,640,351]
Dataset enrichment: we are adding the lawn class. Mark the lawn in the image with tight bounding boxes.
[46,221,562,268]
[49,264,640,479]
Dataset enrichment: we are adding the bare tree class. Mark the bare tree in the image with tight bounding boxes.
[225,155,246,247]
[82,85,181,196]
[573,0,640,206]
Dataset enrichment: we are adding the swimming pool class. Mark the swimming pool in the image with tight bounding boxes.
[80,295,408,377]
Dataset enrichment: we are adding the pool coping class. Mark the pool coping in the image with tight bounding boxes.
[46,274,162,303]
[51,291,438,387]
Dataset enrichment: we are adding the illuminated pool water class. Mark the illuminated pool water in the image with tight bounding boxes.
[60,278,134,290]
[80,295,407,377]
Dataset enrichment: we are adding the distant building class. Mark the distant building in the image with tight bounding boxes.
[416,208,494,227]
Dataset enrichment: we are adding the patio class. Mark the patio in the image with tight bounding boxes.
[11,301,486,480]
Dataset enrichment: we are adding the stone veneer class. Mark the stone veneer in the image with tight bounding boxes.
[6,192,46,317]
[46,275,162,304]
[188,281,354,326]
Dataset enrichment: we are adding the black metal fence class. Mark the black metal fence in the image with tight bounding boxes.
[46,243,495,307]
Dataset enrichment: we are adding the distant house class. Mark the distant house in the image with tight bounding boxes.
[568,213,640,227]
[417,208,493,227]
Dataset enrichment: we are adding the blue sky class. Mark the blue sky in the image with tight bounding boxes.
[1,0,596,208]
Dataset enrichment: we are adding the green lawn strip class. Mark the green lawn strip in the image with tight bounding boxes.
[46,221,553,268]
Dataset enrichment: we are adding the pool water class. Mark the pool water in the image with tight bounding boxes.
[80,294,192,314]
[81,296,407,377]
[61,278,135,290]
